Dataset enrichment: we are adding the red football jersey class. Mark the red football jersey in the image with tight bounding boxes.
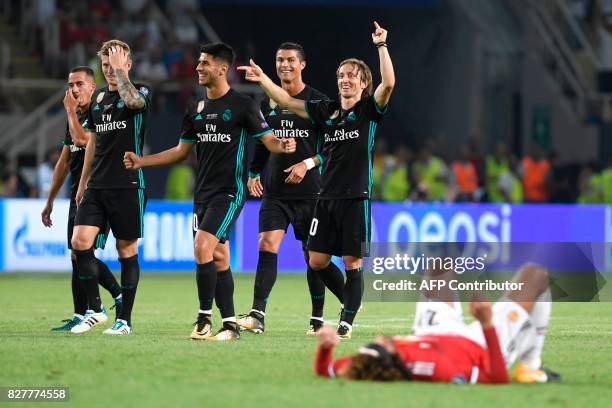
[315,327,508,384]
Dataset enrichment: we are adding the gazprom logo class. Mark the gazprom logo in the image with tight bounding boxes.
[13,217,66,257]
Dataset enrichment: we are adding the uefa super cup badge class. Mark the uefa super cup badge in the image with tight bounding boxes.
[96,92,105,103]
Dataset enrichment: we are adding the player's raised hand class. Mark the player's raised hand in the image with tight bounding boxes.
[63,89,79,112]
[284,162,307,184]
[237,59,265,82]
[108,46,130,71]
[41,202,53,227]
[248,175,264,197]
[123,151,142,170]
[372,21,388,45]
[280,137,296,153]
[317,326,340,349]
[470,300,493,328]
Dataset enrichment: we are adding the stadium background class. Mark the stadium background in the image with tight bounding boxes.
[0,1,612,406]
[0,0,610,271]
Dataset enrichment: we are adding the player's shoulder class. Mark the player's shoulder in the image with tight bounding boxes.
[91,86,109,100]
[229,88,254,104]
[304,85,330,102]
[134,83,152,97]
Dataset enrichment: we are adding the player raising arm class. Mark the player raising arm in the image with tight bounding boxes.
[239,22,395,338]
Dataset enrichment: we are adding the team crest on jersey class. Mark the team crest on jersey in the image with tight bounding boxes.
[223,108,232,121]
[96,92,105,103]
[347,111,356,122]
[197,100,205,113]
[117,100,124,108]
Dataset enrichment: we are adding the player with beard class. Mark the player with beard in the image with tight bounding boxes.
[237,43,345,335]
[124,43,296,341]
[42,66,122,332]
[70,40,152,335]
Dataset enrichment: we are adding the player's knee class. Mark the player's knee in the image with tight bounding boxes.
[194,237,215,262]
[116,240,138,258]
[519,262,549,286]
[342,257,362,270]
[258,235,280,253]
[71,235,91,251]
[309,257,330,271]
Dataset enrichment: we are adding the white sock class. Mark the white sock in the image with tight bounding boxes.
[524,288,551,369]
[222,316,236,323]
[311,316,324,322]
[115,294,122,300]
[250,309,265,316]
[339,321,352,330]
[199,309,212,315]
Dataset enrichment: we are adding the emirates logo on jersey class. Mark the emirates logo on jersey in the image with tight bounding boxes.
[324,129,360,142]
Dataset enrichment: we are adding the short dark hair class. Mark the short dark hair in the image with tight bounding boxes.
[277,42,306,61]
[199,42,236,67]
[70,66,95,81]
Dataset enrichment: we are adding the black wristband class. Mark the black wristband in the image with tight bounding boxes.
[376,42,388,48]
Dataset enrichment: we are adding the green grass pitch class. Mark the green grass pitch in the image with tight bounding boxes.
[1,272,612,407]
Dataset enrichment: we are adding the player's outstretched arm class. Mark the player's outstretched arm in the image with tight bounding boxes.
[109,46,145,110]
[124,142,194,170]
[259,133,296,154]
[372,21,395,110]
[238,60,308,119]
[75,132,96,205]
[41,146,71,227]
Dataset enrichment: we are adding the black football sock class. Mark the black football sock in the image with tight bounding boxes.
[96,258,121,298]
[74,249,102,312]
[196,261,217,312]
[117,255,140,326]
[215,268,235,320]
[317,262,345,304]
[341,267,363,325]
[252,251,278,313]
[71,259,88,316]
[307,266,325,319]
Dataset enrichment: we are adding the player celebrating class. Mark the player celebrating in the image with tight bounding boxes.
[70,40,152,335]
[314,263,561,383]
[123,43,296,341]
[42,66,122,332]
[237,42,345,335]
[239,22,395,338]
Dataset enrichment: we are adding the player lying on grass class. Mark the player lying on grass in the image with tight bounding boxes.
[314,263,561,383]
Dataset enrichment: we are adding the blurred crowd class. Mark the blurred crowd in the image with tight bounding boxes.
[371,138,612,204]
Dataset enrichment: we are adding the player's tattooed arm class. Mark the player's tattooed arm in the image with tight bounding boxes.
[372,21,395,110]
[115,69,145,109]
[238,60,308,119]
[108,46,145,109]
